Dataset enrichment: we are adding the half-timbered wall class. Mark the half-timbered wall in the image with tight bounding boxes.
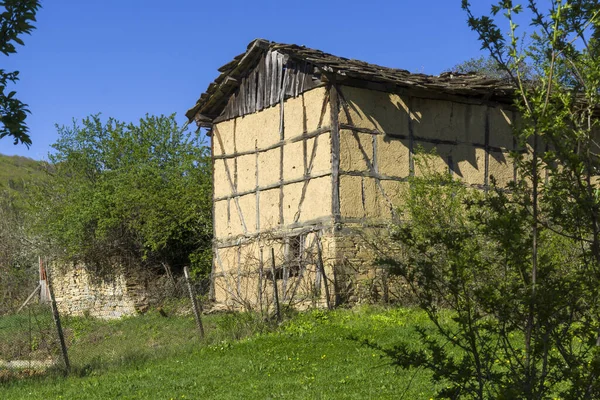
[336,85,517,223]
[213,86,332,242]
[329,84,518,302]
[207,53,524,308]
[211,79,338,308]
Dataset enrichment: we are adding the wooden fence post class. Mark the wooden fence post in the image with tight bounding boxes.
[316,236,332,310]
[270,248,281,322]
[45,262,70,373]
[184,266,205,338]
[258,247,264,316]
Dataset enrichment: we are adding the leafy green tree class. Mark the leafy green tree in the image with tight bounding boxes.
[35,114,212,276]
[448,55,534,81]
[0,154,46,313]
[374,1,600,398]
[449,55,511,79]
[376,157,587,398]
[0,186,37,313]
[0,0,41,147]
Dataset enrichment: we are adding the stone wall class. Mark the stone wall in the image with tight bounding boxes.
[51,264,152,319]
[332,225,408,305]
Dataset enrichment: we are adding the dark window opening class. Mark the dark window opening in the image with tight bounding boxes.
[287,235,303,278]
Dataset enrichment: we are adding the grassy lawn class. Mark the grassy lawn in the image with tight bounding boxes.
[0,306,438,399]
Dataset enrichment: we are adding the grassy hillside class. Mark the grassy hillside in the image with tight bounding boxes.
[0,307,438,399]
[0,153,46,193]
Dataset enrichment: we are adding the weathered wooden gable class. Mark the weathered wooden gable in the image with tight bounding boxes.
[215,50,322,123]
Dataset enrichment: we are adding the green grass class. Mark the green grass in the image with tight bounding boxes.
[0,306,57,361]
[0,306,438,399]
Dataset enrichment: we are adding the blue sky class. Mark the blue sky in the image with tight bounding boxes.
[2,0,506,159]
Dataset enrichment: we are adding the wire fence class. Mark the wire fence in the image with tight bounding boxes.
[0,237,403,383]
[0,303,61,379]
[0,264,209,382]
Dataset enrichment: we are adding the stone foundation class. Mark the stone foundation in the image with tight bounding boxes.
[333,225,408,304]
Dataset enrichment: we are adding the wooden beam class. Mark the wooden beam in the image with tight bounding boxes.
[330,83,341,224]
[337,124,514,153]
[212,126,331,160]
[255,139,260,232]
[271,248,281,322]
[214,170,332,202]
[214,217,334,249]
[337,87,398,219]
[408,97,415,176]
[316,235,332,310]
[210,126,217,300]
[258,248,264,313]
[278,63,290,227]
[213,126,248,234]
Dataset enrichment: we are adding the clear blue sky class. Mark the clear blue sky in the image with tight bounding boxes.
[2,0,502,160]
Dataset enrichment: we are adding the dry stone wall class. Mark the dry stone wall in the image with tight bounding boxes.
[51,264,151,319]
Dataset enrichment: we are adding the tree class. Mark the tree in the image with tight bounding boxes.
[0,0,41,147]
[448,55,534,81]
[375,157,587,398]
[0,184,37,313]
[0,154,46,313]
[462,1,600,394]
[373,1,600,398]
[34,114,213,276]
[449,55,511,79]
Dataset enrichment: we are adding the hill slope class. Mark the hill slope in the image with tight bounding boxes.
[0,153,46,192]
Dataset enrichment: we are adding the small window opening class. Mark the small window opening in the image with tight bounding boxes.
[287,235,303,278]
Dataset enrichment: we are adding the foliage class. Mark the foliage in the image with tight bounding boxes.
[376,1,600,398]
[0,188,37,313]
[0,153,45,313]
[378,156,587,398]
[449,55,510,80]
[0,0,41,147]
[34,114,212,276]
[448,55,535,81]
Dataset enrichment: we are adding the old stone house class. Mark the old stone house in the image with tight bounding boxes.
[186,39,518,310]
